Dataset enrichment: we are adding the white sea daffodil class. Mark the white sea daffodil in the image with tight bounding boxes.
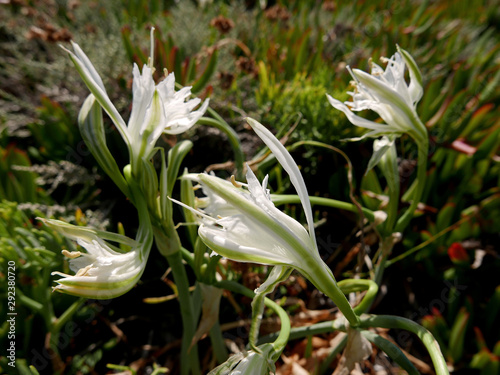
[40,218,152,299]
[178,118,359,326]
[327,46,427,148]
[63,29,208,172]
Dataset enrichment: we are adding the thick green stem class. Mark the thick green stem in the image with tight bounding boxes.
[395,137,428,232]
[167,250,200,375]
[337,279,378,315]
[379,139,400,235]
[52,298,85,334]
[302,262,360,327]
[373,236,396,286]
[271,195,376,222]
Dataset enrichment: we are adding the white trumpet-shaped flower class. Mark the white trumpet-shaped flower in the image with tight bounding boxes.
[63,29,208,170]
[327,46,426,144]
[176,118,359,325]
[40,218,152,299]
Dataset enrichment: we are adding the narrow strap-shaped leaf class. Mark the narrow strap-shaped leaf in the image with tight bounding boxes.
[78,94,130,198]
[180,168,199,246]
[167,140,194,197]
[361,330,420,375]
[191,49,218,94]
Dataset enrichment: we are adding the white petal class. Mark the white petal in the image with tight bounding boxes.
[128,64,156,139]
[351,69,416,124]
[397,46,423,106]
[70,41,106,92]
[245,118,317,248]
[63,43,129,145]
[327,95,398,132]
[199,217,293,266]
[244,168,311,248]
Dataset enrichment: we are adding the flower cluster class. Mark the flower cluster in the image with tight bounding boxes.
[63,29,208,171]
[40,218,152,299]
[327,46,426,145]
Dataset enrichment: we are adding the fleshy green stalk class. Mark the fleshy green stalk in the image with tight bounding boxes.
[395,133,428,232]
[337,279,378,315]
[301,261,360,327]
[167,249,201,375]
[271,195,376,223]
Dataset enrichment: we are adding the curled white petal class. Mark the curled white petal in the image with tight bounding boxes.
[246,118,317,249]
[41,218,150,299]
[328,48,425,141]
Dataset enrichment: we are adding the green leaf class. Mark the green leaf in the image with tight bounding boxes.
[166,140,194,197]
[191,49,218,94]
[448,307,470,363]
[78,94,130,197]
[362,330,419,375]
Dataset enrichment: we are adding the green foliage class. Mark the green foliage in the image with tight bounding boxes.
[0,146,39,203]
[121,25,218,94]
[0,201,65,362]
[27,96,80,161]
[256,66,357,142]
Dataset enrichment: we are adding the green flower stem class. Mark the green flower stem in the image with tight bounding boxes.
[303,262,360,327]
[180,246,195,269]
[337,279,378,315]
[166,249,200,375]
[359,315,449,375]
[209,321,229,364]
[15,287,44,313]
[271,195,376,222]
[198,112,245,180]
[215,280,291,360]
[379,140,400,235]
[258,319,345,344]
[395,136,428,232]
[373,236,396,286]
[126,165,200,375]
[52,298,85,333]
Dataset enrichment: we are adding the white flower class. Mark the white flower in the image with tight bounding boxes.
[327,46,426,144]
[176,118,359,326]
[63,30,208,170]
[196,168,322,271]
[40,218,152,299]
[189,117,323,274]
[157,73,209,135]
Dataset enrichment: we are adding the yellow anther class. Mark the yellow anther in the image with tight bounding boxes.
[230,175,243,188]
[62,250,82,259]
[76,265,92,277]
